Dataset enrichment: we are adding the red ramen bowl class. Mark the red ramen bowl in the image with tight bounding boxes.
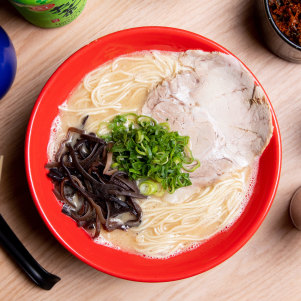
[25,27,281,282]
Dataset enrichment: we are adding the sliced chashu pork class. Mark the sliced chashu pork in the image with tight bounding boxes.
[142,50,273,186]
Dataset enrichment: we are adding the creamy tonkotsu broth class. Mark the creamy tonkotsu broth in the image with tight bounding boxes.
[48,51,186,152]
[47,50,272,258]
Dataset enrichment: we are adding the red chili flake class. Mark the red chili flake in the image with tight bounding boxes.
[51,19,60,23]
[268,0,301,46]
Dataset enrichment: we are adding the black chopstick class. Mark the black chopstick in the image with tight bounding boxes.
[0,214,61,290]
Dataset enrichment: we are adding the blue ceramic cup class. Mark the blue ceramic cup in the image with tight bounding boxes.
[0,27,17,99]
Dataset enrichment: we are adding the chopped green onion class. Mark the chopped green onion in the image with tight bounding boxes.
[98,113,200,194]
[123,113,138,126]
[139,180,158,195]
[136,130,144,143]
[182,159,201,172]
[97,121,110,136]
[158,122,170,131]
[137,115,156,127]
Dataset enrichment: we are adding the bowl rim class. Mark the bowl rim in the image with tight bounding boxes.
[264,0,301,51]
[25,26,282,282]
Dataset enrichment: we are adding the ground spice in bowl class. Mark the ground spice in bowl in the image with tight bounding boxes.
[268,0,301,46]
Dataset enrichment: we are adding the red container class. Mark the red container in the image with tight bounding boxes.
[25,27,282,282]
